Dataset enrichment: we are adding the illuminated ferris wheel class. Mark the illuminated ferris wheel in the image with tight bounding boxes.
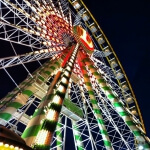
[0,0,149,150]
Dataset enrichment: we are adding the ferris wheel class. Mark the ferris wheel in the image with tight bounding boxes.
[0,0,150,150]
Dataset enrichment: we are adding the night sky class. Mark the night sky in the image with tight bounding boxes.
[85,0,150,136]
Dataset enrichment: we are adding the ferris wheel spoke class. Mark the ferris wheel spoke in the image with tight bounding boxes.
[1,0,37,31]
[77,62,136,149]
[0,22,47,49]
[93,73,143,129]
[25,0,71,42]
[57,0,69,23]
[0,49,63,69]
[0,0,63,48]
[95,91,134,149]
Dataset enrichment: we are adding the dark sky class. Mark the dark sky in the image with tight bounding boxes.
[85,0,150,136]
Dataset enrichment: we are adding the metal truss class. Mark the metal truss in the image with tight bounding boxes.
[0,0,147,150]
[0,49,62,69]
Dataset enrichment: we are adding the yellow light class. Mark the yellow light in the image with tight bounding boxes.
[15,147,19,150]
[34,51,39,54]
[76,26,94,51]
[45,49,49,53]
[0,142,3,146]
[10,145,14,148]
[4,144,9,147]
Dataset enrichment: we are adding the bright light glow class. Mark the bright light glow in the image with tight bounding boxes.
[64,71,69,77]
[61,77,68,84]
[68,62,73,67]
[73,2,80,9]
[138,144,144,150]
[4,144,9,147]
[45,49,49,53]
[58,85,65,93]
[35,129,48,145]
[53,95,62,105]
[77,26,94,50]
[46,109,58,121]
[0,142,3,146]
[66,66,71,71]
[70,58,74,63]
[10,145,14,149]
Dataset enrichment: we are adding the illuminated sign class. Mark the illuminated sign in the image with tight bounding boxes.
[73,26,94,52]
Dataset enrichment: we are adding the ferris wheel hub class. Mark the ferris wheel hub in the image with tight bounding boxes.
[73,26,94,54]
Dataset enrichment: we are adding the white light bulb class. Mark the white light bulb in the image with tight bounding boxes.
[138,144,144,150]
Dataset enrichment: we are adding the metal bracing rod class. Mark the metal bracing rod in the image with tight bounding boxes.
[58,0,69,23]
[0,50,61,124]
[30,46,43,66]
[0,35,45,50]
[0,54,61,120]
[72,121,84,150]
[62,0,70,15]
[0,20,55,49]
[63,115,67,150]
[3,67,20,90]
[78,57,113,149]
[0,18,47,49]
[81,54,150,148]
[58,0,65,18]
[1,19,60,69]
[0,2,63,48]
[0,0,43,38]
[91,56,115,79]
[79,83,98,150]
[31,0,69,38]
[83,95,109,149]
[56,115,63,150]
[90,57,144,124]
[0,49,62,69]
[0,23,47,49]
[92,71,143,128]
[93,76,143,127]
[91,57,124,95]
[33,43,80,148]
[68,8,73,28]
[21,44,79,149]
[9,40,33,77]
[92,86,133,149]
[10,96,36,132]
[72,123,78,150]
[77,68,133,149]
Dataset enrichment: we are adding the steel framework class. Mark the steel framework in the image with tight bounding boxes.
[0,0,149,150]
